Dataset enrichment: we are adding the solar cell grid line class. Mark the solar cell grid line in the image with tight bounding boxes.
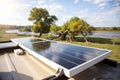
[38,48,86,65]
[54,43,103,58]
[43,53,77,69]
[11,37,112,78]
[47,42,96,60]
[19,41,78,69]
[18,40,76,69]
[32,41,50,47]
[54,53,86,64]
[31,44,85,64]
[21,40,106,60]
[29,43,49,53]
[68,44,107,55]
[32,42,51,52]
[31,42,47,48]
[51,47,94,61]
[33,42,88,61]
[58,42,106,54]
[32,42,93,61]
[57,51,87,61]
[57,44,103,54]
[31,40,109,60]
[31,43,89,65]
[22,42,80,69]
[55,55,79,65]
[25,42,86,67]
[63,48,99,58]
[31,41,84,61]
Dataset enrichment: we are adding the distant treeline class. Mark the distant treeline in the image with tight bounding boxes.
[95,27,120,31]
[0,24,120,32]
[0,24,31,32]
[0,24,18,29]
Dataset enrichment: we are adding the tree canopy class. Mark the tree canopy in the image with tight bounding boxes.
[50,24,60,34]
[28,7,58,36]
[50,16,95,42]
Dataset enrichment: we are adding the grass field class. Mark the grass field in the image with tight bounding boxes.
[0,29,30,41]
[0,29,120,63]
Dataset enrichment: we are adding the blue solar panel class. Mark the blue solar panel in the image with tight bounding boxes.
[12,37,109,69]
[11,37,111,77]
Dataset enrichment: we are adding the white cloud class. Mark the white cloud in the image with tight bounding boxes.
[57,9,89,26]
[29,0,37,4]
[85,7,120,27]
[37,2,66,16]
[73,9,89,19]
[83,0,91,2]
[102,7,120,16]
[99,3,107,8]
[93,0,107,4]
[0,0,32,25]
[83,0,109,8]
[79,9,89,14]
[74,0,79,4]
[115,0,120,6]
[49,0,55,1]
[56,15,72,26]
[0,0,119,27]
[37,0,56,5]
[37,0,46,4]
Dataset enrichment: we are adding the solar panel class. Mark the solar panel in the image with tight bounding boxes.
[0,42,17,49]
[11,37,111,77]
[11,37,43,44]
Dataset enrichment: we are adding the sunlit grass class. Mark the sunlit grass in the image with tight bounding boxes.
[0,29,30,41]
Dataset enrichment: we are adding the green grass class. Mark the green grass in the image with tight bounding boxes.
[75,37,120,45]
[41,34,58,40]
[0,29,30,41]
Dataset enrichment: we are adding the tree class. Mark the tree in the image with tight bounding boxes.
[28,7,58,36]
[19,26,32,32]
[67,17,82,41]
[59,17,83,41]
[112,27,120,31]
[57,16,95,42]
[80,24,95,42]
[50,24,60,34]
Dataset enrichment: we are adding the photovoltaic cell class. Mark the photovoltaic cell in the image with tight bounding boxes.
[12,37,109,69]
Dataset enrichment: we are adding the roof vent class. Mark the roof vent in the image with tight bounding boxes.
[14,49,24,55]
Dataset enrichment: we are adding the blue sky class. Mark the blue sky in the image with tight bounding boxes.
[0,0,120,27]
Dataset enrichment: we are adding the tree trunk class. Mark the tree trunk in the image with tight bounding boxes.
[68,31,75,42]
[58,30,68,40]
[83,36,88,43]
[39,33,42,37]
[71,33,75,41]
[58,33,62,37]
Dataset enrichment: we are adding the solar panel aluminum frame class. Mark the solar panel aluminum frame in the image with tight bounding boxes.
[69,50,111,77]
[43,39,112,77]
[11,38,112,78]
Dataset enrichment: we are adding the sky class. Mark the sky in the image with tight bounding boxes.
[0,0,120,27]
